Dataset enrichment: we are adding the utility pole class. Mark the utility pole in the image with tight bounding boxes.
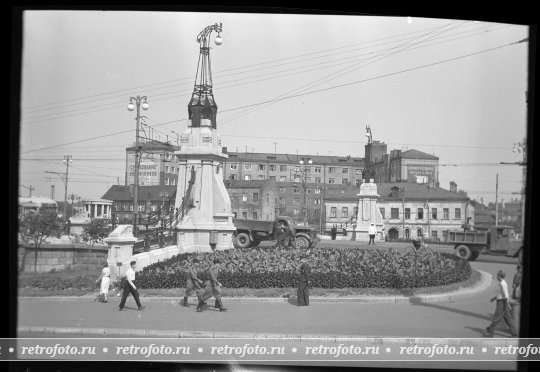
[400,187,406,238]
[495,173,499,226]
[46,156,72,221]
[127,95,149,236]
[298,157,312,226]
[50,185,55,200]
[21,185,35,197]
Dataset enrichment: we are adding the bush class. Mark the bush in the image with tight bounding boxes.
[135,246,471,290]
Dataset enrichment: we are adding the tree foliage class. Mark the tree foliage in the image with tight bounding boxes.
[81,218,110,245]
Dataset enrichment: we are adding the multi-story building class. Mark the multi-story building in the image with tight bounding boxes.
[221,151,366,186]
[226,180,277,221]
[125,140,181,186]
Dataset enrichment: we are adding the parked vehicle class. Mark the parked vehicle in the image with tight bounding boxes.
[444,225,521,261]
[233,216,318,249]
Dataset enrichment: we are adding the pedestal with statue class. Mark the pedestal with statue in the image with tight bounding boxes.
[349,179,385,242]
[174,23,235,253]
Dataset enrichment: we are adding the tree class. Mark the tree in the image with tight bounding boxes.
[81,218,111,271]
[18,210,64,274]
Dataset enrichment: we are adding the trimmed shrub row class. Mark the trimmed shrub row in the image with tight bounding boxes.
[135,247,471,289]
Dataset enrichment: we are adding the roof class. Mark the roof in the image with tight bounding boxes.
[19,196,57,205]
[125,140,180,152]
[400,149,439,160]
[324,182,469,202]
[101,185,177,202]
[224,152,364,166]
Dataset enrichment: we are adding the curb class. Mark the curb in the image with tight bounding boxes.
[18,270,492,305]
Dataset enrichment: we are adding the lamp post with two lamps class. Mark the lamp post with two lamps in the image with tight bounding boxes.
[298,157,313,226]
[512,141,527,237]
[127,95,149,236]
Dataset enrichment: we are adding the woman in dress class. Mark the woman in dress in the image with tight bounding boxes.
[96,262,111,303]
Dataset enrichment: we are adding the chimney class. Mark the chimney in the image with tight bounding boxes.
[450,181,457,193]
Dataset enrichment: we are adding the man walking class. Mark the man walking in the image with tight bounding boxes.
[196,259,227,312]
[486,270,518,337]
[297,255,311,306]
[181,258,204,307]
[119,260,145,311]
[368,223,377,245]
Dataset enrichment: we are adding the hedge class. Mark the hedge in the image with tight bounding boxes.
[135,246,471,289]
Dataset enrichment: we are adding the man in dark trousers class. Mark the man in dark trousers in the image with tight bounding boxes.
[331,225,337,240]
[297,254,311,306]
[119,260,145,311]
[486,270,518,337]
[181,258,204,306]
[274,221,288,249]
[197,259,227,312]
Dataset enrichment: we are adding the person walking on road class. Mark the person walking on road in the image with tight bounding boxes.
[95,262,111,303]
[297,255,311,306]
[368,223,377,245]
[182,258,204,307]
[197,259,227,312]
[119,260,145,311]
[486,270,517,337]
[512,264,522,301]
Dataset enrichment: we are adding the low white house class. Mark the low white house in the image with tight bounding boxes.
[69,199,113,235]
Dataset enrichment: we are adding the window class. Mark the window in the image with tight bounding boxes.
[342,168,348,174]
[329,167,335,173]
[306,176,312,183]
[356,169,362,175]
[315,177,321,183]
[356,179,362,186]
[405,208,411,219]
[431,208,438,220]
[280,176,287,182]
[455,208,461,219]
[252,212,258,220]
[171,179,175,185]
[230,193,237,202]
[164,178,169,185]
[253,193,259,202]
[431,230,438,240]
[328,189,335,195]
[417,228,423,238]
[328,178,335,184]
[342,207,348,218]
[391,208,399,219]
[165,165,169,173]
[417,208,424,220]
[314,189,321,194]
[244,175,251,180]
[244,164,252,171]
[269,176,276,181]
[229,174,237,180]
[293,198,300,205]
[405,228,410,239]
[242,211,247,219]
[269,164,276,171]
[230,163,237,170]
[258,175,265,180]
[279,197,286,204]
[280,165,287,172]
[293,187,300,193]
[314,198,321,205]
[258,164,265,171]
[279,187,286,193]
[342,178,349,185]
[315,167,322,173]
[443,208,449,219]
[330,207,337,218]
[242,194,248,202]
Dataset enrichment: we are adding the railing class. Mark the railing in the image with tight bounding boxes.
[133,232,177,254]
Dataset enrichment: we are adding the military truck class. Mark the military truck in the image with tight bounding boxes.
[232,216,318,249]
[444,225,521,261]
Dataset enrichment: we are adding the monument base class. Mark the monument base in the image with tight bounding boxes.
[176,227,235,253]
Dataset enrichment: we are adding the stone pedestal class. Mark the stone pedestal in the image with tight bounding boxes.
[103,224,137,280]
[349,180,385,242]
[174,119,236,253]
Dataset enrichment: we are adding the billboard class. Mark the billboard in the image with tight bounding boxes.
[127,157,161,185]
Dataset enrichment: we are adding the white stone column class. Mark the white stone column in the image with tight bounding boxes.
[103,225,137,280]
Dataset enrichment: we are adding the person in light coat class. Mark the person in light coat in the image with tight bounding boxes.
[368,223,377,245]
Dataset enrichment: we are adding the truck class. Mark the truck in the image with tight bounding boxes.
[444,225,522,261]
[232,216,318,249]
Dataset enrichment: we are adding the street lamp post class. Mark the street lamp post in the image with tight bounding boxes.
[513,141,527,236]
[127,95,149,236]
[45,155,72,222]
[298,157,313,226]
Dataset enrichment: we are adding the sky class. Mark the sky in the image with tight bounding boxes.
[17,9,530,205]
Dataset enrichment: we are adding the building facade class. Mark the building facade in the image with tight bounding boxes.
[125,140,181,186]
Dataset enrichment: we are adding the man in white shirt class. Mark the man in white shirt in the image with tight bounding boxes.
[119,260,145,311]
[368,223,377,245]
[486,270,517,337]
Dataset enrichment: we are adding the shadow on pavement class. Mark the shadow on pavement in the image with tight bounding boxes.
[465,326,491,337]
[410,301,493,321]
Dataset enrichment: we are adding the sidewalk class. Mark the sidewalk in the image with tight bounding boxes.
[16,270,514,340]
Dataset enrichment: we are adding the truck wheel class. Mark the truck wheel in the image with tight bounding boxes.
[295,236,310,249]
[469,251,480,261]
[235,233,252,248]
[455,245,472,260]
